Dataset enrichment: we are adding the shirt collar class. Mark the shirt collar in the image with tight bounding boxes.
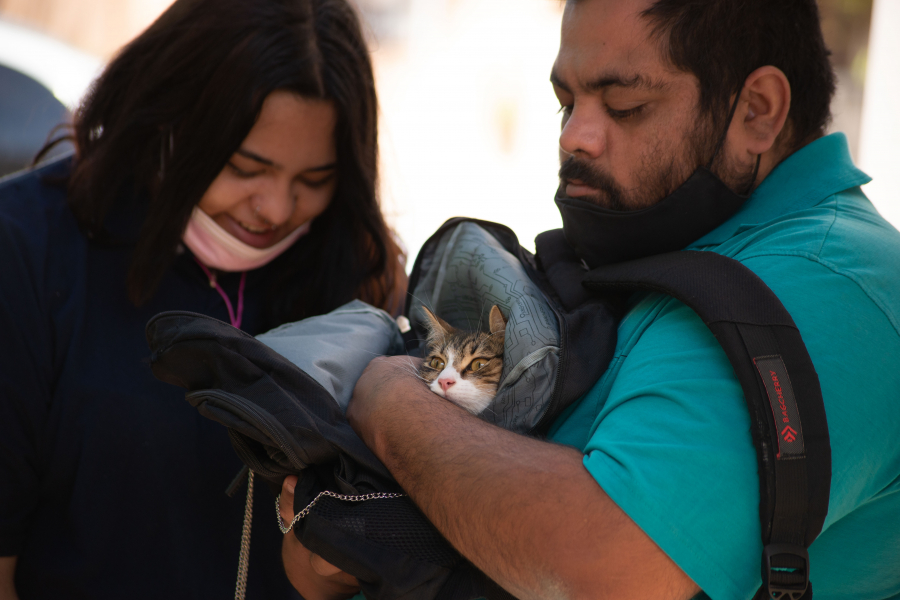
[689,132,871,248]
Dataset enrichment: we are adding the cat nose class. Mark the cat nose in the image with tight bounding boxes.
[438,377,456,392]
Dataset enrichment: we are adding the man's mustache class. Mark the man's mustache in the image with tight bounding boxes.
[558,156,621,198]
[557,156,631,211]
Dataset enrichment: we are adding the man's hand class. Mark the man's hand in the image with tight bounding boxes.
[346,355,443,455]
[279,476,360,600]
[347,355,700,600]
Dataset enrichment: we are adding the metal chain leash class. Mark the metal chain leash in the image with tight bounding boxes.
[276,489,406,534]
[235,470,254,600]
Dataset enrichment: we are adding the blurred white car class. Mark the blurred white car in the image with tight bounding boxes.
[0,18,102,177]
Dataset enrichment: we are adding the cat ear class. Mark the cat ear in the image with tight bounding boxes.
[489,305,507,335]
[421,305,453,338]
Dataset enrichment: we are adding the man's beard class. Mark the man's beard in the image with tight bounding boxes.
[558,114,757,212]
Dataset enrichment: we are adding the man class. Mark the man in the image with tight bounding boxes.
[282,1,900,598]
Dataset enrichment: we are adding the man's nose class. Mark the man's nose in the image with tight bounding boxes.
[438,377,456,392]
[559,105,606,160]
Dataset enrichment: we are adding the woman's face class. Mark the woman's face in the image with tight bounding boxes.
[198,91,338,249]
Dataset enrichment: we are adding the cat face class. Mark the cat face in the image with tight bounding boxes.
[418,305,507,414]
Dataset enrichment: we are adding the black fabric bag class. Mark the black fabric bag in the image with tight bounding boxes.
[147,307,515,600]
[147,218,829,600]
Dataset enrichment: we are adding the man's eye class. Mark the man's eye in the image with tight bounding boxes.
[429,357,445,370]
[607,105,645,121]
[557,105,572,116]
[470,359,488,371]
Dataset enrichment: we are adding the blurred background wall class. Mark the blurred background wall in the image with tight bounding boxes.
[0,0,895,257]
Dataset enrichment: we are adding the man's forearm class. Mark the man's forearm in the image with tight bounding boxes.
[0,556,19,600]
[347,358,699,600]
[363,389,600,600]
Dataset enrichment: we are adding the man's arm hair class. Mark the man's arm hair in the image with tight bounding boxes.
[347,357,700,600]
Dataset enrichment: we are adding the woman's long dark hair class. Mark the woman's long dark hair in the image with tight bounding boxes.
[66,0,404,325]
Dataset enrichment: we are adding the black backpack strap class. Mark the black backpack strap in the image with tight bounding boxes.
[582,250,831,600]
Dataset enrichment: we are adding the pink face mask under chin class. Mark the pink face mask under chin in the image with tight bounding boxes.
[182,206,310,272]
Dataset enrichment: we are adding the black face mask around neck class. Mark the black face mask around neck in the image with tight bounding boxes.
[555,165,750,268]
[555,95,759,269]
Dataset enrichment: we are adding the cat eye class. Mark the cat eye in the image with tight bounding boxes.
[428,357,445,370]
[470,359,488,371]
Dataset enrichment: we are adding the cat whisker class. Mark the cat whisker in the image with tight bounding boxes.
[399,362,424,375]
[480,405,499,418]
[476,297,488,332]
[399,366,430,384]
[395,355,421,366]
[405,291,439,323]
[353,349,392,358]
[392,356,428,380]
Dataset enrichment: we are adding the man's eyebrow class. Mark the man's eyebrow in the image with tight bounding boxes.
[549,69,571,93]
[551,68,668,94]
[585,72,669,92]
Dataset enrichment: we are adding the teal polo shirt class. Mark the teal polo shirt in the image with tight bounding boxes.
[549,133,900,599]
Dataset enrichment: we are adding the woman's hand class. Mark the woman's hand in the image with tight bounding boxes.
[280,476,360,600]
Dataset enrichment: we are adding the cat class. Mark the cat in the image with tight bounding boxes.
[418,305,507,414]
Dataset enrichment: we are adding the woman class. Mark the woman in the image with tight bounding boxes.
[0,0,404,597]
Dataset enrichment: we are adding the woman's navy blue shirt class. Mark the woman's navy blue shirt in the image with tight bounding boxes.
[0,157,300,599]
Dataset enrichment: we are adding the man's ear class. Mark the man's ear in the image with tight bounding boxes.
[732,65,792,158]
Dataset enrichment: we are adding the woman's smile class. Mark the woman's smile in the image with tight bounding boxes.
[222,213,281,248]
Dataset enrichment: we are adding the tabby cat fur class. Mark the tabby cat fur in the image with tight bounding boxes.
[418,305,507,414]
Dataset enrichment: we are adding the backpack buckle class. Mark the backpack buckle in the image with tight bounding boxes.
[762,544,809,600]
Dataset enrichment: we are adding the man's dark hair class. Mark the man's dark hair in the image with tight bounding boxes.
[641,0,836,151]
[53,0,404,324]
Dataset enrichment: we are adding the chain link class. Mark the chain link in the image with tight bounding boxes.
[276,489,406,534]
[235,470,254,600]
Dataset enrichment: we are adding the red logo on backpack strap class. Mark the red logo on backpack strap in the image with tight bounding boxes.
[770,371,790,423]
[753,355,806,459]
[781,426,797,443]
